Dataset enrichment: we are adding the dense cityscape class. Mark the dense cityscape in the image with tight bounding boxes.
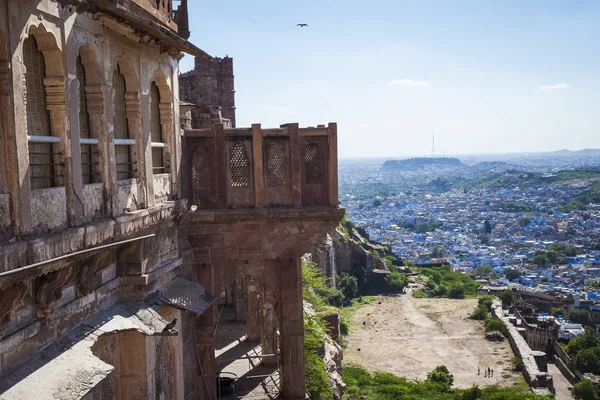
[341,151,600,296]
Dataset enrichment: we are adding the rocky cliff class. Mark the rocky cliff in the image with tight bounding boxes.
[305,222,393,289]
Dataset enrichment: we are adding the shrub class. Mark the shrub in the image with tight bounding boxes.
[384,272,409,293]
[573,379,599,400]
[511,356,524,372]
[339,316,349,336]
[448,284,466,299]
[304,313,333,399]
[469,306,489,320]
[426,365,454,388]
[485,318,506,335]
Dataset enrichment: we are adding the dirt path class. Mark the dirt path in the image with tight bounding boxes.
[345,292,522,388]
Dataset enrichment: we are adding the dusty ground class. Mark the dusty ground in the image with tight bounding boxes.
[345,291,523,388]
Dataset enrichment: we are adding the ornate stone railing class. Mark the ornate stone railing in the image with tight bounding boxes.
[185,123,338,210]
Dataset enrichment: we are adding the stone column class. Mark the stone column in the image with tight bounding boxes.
[279,257,305,398]
[159,101,177,197]
[194,305,217,400]
[246,275,261,341]
[260,281,278,367]
[125,92,147,208]
[193,259,217,400]
[234,278,246,322]
[86,85,112,216]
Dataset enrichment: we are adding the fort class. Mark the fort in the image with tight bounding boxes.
[0,1,342,399]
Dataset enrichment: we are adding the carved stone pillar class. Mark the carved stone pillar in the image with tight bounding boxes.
[86,85,111,216]
[125,92,146,207]
[279,257,305,398]
[0,59,20,233]
[45,76,76,222]
[159,101,177,197]
[260,281,278,366]
[195,304,217,400]
[245,275,261,341]
[234,278,246,322]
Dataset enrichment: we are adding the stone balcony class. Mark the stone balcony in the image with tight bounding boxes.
[185,122,339,210]
[183,123,343,399]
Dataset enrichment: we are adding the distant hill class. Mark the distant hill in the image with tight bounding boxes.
[382,157,463,170]
[460,166,600,190]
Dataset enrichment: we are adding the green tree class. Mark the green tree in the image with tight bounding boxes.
[595,240,600,251]
[519,217,531,227]
[504,268,521,281]
[574,347,600,375]
[478,234,490,245]
[384,272,408,293]
[372,198,382,207]
[573,379,600,400]
[430,246,445,258]
[570,309,592,326]
[499,289,514,306]
[333,273,358,306]
[426,365,454,388]
[547,250,559,264]
[551,307,565,318]
[484,220,493,234]
[473,265,494,278]
[532,252,550,267]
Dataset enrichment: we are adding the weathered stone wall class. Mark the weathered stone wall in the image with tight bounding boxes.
[179,56,236,129]
[491,301,554,393]
[0,0,182,240]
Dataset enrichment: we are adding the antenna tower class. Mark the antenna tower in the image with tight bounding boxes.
[431,130,436,157]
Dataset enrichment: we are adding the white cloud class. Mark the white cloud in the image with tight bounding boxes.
[387,79,431,88]
[264,105,295,114]
[539,83,570,92]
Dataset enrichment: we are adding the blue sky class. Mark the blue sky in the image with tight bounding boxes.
[180,0,600,158]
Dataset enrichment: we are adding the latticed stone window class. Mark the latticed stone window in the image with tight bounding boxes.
[77,55,99,184]
[191,145,211,191]
[229,141,250,187]
[150,82,167,174]
[113,66,134,180]
[304,141,325,185]
[24,35,60,190]
[266,138,288,187]
[154,337,174,400]
[87,376,116,400]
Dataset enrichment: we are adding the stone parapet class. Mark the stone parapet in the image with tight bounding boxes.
[491,301,554,392]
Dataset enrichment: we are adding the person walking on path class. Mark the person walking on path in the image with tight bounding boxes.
[478,366,480,376]
[491,369,494,377]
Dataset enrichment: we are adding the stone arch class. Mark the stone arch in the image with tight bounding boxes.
[26,23,64,78]
[23,23,68,191]
[77,43,102,86]
[115,55,139,93]
[152,69,172,100]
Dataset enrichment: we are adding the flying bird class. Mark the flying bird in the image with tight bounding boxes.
[297,23,308,28]
[162,318,177,332]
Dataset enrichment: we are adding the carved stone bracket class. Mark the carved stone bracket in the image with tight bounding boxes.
[76,250,112,297]
[35,266,74,318]
[0,282,28,330]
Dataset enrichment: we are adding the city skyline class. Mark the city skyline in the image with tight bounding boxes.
[182,0,600,158]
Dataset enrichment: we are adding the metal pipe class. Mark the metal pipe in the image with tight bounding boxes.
[27,135,61,143]
[0,233,155,279]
